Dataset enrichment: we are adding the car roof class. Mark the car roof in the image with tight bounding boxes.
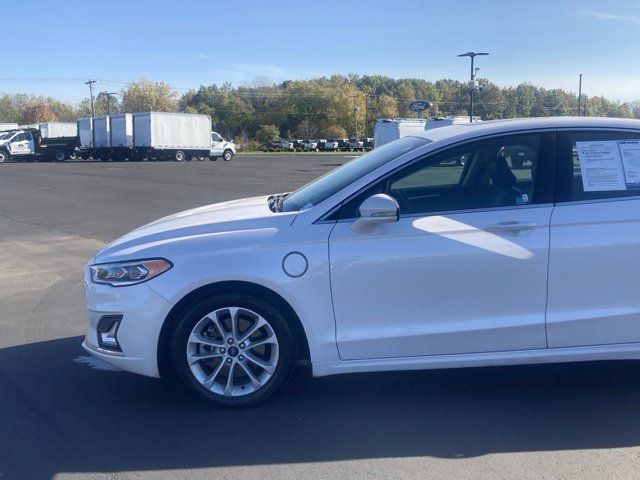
[412,116,640,144]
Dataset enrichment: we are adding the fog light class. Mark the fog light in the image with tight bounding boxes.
[97,315,122,352]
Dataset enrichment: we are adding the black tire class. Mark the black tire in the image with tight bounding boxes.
[0,150,9,163]
[53,150,66,162]
[174,150,186,162]
[170,292,297,408]
[222,149,233,161]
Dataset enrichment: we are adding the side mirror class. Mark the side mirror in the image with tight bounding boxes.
[351,194,399,232]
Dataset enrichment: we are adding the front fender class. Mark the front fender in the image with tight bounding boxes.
[142,222,340,364]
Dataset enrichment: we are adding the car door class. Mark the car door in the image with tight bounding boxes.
[329,131,556,360]
[547,129,640,348]
[211,133,223,155]
[9,132,33,156]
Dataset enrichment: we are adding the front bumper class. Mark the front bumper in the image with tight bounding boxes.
[83,275,175,378]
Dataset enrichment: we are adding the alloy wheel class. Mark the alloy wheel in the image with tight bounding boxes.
[186,306,279,397]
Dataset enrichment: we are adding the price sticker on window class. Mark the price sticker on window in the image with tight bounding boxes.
[576,140,640,191]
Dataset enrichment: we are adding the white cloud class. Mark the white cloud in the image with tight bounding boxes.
[576,9,640,26]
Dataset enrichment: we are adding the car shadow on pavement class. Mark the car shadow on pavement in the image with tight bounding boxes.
[3,336,640,479]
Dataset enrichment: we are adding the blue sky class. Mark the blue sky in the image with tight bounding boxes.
[4,0,640,103]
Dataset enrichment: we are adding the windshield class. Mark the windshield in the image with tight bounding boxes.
[281,136,429,212]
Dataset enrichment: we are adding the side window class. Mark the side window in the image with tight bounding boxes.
[340,132,552,218]
[558,130,640,202]
[13,133,28,142]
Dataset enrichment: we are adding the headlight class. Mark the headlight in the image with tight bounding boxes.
[90,259,172,286]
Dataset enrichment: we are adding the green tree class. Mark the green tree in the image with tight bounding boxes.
[376,94,398,118]
[324,125,348,138]
[255,124,279,144]
[121,79,177,112]
[515,83,537,117]
[22,103,58,123]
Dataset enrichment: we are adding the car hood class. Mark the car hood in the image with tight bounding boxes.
[94,195,296,263]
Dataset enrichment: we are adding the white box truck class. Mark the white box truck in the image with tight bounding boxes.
[374,117,480,148]
[88,115,114,161]
[18,122,78,138]
[108,114,134,161]
[110,114,133,148]
[93,116,111,150]
[39,122,77,138]
[374,119,427,148]
[133,112,211,161]
[77,118,93,156]
[0,123,18,132]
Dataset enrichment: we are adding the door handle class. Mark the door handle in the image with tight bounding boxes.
[484,221,537,233]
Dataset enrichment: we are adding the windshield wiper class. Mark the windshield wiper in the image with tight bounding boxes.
[267,192,289,212]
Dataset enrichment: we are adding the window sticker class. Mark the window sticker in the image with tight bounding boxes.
[619,140,640,189]
[575,140,640,192]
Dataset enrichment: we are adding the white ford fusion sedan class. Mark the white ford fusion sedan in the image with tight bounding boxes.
[84,117,640,407]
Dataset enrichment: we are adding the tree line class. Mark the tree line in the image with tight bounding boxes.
[1,76,638,143]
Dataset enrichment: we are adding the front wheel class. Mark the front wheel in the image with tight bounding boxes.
[0,150,9,163]
[222,149,233,161]
[170,293,296,408]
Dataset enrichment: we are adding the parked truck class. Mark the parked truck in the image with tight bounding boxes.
[75,112,214,161]
[92,116,111,159]
[210,131,236,161]
[109,113,134,160]
[0,126,78,162]
[132,112,211,161]
[76,117,93,158]
[374,119,427,148]
[324,138,339,151]
[302,139,318,151]
[374,116,479,148]
[0,114,224,163]
[0,123,18,132]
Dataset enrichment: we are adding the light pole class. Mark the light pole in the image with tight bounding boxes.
[578,74,583,116]
[457,52,489,122]
[106,92,118,116]
[84,79,97,118]
[353,92,359,139]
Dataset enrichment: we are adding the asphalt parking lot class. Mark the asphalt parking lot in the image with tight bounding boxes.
[2,154,640,480]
